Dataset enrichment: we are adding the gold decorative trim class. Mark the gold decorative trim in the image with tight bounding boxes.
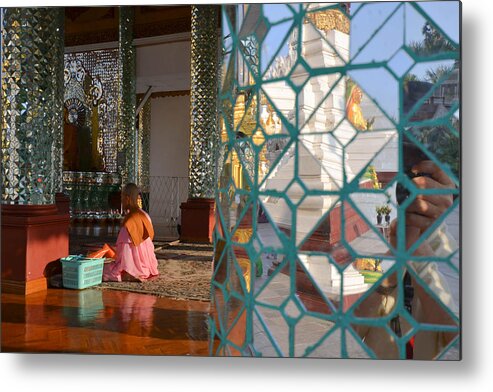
[304,9,350,35]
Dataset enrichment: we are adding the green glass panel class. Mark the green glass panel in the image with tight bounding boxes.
[211,2,460,360]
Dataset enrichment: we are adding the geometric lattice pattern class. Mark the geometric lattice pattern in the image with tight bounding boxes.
[143,176,189,228]
[189,5,219,199]
[211,3,460,360]
[1,8,65,204]
[118,6,137,184]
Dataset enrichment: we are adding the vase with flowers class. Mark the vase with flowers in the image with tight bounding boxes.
[382,205,392,225]
[375,205,384,225]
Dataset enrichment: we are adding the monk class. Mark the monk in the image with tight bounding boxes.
[90,183,159,282]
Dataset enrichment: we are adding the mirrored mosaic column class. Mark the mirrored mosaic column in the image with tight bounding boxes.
[138,99,151,193]
[1,8,64,205]
[137,99,151,212]
[118,6,136,184]
[188,5,219,199]
[52,9,70,215]
[52,9,65,194]
[1,7,70,295]
[179,5,219,243]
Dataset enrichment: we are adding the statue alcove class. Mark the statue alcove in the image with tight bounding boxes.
[63,57,122,219]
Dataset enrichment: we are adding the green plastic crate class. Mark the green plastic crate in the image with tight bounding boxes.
[61,255,104,289]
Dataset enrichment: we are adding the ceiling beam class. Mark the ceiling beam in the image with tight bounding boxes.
[65,31,191,53]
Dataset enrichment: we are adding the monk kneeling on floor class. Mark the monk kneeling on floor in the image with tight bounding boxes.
[89,183,159,282]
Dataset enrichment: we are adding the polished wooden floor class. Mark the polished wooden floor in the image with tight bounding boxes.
[1,288,212,356]
[2,222,214,356]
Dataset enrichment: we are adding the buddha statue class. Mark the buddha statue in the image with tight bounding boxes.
[63,108,80,171]
[346,84,369,131]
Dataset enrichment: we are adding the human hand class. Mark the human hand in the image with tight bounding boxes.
[389,219,434,257]
[405,160,455,234]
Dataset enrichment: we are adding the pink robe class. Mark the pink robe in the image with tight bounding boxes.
[102,213,159,282]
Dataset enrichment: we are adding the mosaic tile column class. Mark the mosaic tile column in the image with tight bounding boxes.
[1,7,69,295]
[188,5,219,199]
[138,99,151,193]
[52,9,70,215]
[1,8,64,205]
[118,6,137,184]
[52,9,65,195]
[137,99,151,212]
[180,5,219,243]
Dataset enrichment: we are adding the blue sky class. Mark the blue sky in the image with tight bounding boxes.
[223,2,460,119]
[348,1,459,117]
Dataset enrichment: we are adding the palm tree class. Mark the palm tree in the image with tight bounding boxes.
[404,22,459,179]
[406,22,457,84]
[425,64,454,84]
[408,22,456,56]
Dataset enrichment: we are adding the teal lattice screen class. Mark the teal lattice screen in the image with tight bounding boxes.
[210,2,460,360]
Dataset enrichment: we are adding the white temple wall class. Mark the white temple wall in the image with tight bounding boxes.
[136,39,192,233]
[148,95,190,232]
[136,39,191,178]
[136,40,191,93]
[149,95,190,178]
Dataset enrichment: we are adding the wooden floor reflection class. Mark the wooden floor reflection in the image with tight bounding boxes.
[1,288,211,356]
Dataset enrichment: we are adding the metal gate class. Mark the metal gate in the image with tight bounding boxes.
[141,176,188,235]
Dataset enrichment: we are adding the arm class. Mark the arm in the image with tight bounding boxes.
[393,160,459,353]
[353,161,458,358]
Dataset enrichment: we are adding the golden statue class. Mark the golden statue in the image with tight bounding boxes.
[346,83,376,131]
[346,84,369,131]
[62,105,105,172]
[90,106,105,171]
[63,108,80,171]
[354,258,382,273]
